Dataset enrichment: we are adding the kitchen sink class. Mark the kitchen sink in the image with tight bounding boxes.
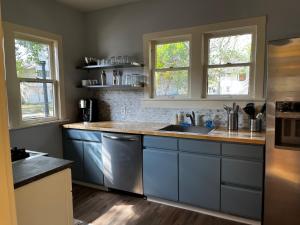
[159,125,214,134]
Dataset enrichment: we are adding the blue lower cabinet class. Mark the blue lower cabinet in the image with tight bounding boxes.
[63,139,84,181]
[143,136,178,151]
[221,185,262,220]
[83,142,104,185]
[143,148,178,201]
[64,129,101,142]
[222,143,264,160]
[179,152,220,210]
[222,158,263,189]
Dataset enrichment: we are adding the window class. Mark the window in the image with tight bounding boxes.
[144,17,266,106]
[152,40,190,97]
[15,37,56,120]
[205,31,254,96]
[3,23,65,128]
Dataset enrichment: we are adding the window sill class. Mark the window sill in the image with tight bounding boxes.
[142,98,265,109]
[9,119,70,131]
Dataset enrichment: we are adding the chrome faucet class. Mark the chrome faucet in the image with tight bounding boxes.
[186,111,196,126]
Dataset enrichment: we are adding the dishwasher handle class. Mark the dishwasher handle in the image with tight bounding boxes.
[103,135,139,142]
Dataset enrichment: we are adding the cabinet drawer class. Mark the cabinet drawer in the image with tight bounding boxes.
[222,143,264,160]
[143,136,178,151]
[64,129,101,142]
[221,185,262,220]
[179,139,221,155]
[222,158,263,189]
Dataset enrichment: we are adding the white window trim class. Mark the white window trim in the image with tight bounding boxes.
[3,22,66,129]
[143,16,266,107]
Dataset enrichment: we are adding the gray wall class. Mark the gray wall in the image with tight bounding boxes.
[85,0,300,58]
[9,123,64,157]
[5,0,300,154]
[84,0,300,126]
[2,0,87,157]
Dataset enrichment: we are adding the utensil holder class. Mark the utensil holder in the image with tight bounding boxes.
[250,119,262,132]
[228,112,238,131]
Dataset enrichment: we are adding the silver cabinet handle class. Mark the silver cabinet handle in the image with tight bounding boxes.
[103,135,138,142]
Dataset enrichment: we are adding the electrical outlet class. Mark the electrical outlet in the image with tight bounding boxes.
[121,106,126,116]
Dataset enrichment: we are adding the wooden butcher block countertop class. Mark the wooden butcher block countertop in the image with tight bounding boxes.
[63,121,265,145]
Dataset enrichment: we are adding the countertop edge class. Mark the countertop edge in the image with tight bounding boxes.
[62,123,266,145]
[14,158,73,189]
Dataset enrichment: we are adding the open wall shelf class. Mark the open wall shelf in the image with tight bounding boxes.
[77,84,145,91]
[77,62,144,70]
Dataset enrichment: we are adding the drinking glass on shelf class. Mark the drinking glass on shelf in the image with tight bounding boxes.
[110,56,116,65]
[117,56,122,64]
[123,55,129,64]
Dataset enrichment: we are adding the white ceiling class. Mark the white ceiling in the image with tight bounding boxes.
[56,0,145,12]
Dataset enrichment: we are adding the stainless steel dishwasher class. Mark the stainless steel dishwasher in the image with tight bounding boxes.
[102,132,143,195]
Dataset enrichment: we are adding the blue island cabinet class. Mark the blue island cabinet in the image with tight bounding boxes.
[63,129,104,186]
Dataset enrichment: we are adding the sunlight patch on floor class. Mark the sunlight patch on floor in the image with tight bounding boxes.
[90,204,140,225]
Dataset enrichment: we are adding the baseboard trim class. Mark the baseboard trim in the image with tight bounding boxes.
[147,197,261,225]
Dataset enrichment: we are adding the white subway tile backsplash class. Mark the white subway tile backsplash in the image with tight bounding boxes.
[94,90,250,128]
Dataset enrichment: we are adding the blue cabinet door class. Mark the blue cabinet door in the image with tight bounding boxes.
[222,158,263,189]
[179,152,220,211]
[83,142,104,185]
[63,139,84,181]
[143,148,178,201]
[221,185,262,220]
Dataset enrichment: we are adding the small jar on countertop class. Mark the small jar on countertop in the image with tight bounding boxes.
[177,112,185,125]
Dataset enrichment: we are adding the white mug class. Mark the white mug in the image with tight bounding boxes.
[81,80,91,87]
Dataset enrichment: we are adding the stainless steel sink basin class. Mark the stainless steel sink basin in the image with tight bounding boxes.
[159,125,214,134]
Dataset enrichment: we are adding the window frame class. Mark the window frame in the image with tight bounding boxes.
[143,17,266,107]
[15,34,59,122]
[3,22,66,129]
[151,38,191,99]
[203,27,257,99]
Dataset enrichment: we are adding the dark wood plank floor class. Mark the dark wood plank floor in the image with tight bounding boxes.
[73,185,246,225]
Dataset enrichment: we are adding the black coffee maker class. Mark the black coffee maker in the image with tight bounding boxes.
[79,98,97,122]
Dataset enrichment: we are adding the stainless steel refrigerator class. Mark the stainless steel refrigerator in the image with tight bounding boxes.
[264,38,300,225]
